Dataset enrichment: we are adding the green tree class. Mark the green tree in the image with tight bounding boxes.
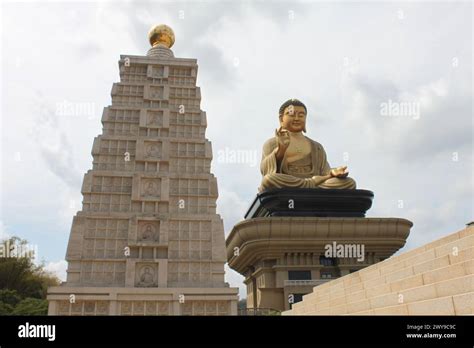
[0,301,14,315]
[0,289,22,307]
[12,298,49,316]
[0,237,60,315]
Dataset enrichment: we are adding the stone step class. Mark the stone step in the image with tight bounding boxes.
[302,252,472,312]
[285,226,473,315]
[353,291,474,315]
[330,227,474,287]
[302,235,473,305]
[451,291,474,314]
[313,268,473,315]
[316,275,472,315]
[304,226,472,299]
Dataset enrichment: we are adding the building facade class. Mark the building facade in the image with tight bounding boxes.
[227,204,412,312]
[47,25,238,315]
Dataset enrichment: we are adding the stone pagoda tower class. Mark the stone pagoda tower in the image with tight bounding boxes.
[47,24,238,315]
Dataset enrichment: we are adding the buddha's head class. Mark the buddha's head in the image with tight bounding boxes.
[278,98,307,133]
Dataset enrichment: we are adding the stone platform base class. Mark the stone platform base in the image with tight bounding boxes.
[226,216,412,311]
[47,286,238,316]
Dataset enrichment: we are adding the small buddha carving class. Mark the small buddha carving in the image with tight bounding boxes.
[142,224,154,241]
[138,267,154,287]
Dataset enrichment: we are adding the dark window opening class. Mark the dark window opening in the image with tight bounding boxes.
[320,256,337,266]
[288,270,311,280]
[289,293,305,309]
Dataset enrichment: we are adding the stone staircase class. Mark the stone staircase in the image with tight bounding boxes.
[283,224,473,315]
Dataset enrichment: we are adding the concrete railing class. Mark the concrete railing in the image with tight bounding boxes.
[238,308,281,316]
[284,279,331,287]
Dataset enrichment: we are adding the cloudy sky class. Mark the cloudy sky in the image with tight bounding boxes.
[1,0,472,298]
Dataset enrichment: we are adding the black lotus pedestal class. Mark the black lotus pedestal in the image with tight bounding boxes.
[245,188,374,219]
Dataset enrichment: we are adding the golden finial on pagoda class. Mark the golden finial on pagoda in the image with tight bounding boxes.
[148,24,175,49]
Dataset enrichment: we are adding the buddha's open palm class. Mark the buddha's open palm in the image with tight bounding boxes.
[275,126,291,149]
[331,166,349,178]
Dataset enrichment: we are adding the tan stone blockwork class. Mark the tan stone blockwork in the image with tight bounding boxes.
[435,275,474,297]
[413,254,451,274]
[373,304,408,315]
[283,225,474,315]
[47,36,238,315]
[389,274,424,293]
[449,246,474,264]
[407,296,456,315]
[422,261,471,284]
[452,292,474,314]
[48,286,238,316]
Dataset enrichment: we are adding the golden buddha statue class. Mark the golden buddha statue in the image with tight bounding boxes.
[259,99,356,192]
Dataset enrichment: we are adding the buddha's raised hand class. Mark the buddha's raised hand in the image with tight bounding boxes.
[275,126,291,149]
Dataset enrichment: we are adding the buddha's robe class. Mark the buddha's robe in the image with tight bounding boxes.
[259,136,356,192]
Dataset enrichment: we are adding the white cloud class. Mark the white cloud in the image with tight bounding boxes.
[0,221,9,240]
[30,92,83,189]
[217,189,251,235]
[1,1,472,295]
[225,265,245,299]
[45,260,68,282]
